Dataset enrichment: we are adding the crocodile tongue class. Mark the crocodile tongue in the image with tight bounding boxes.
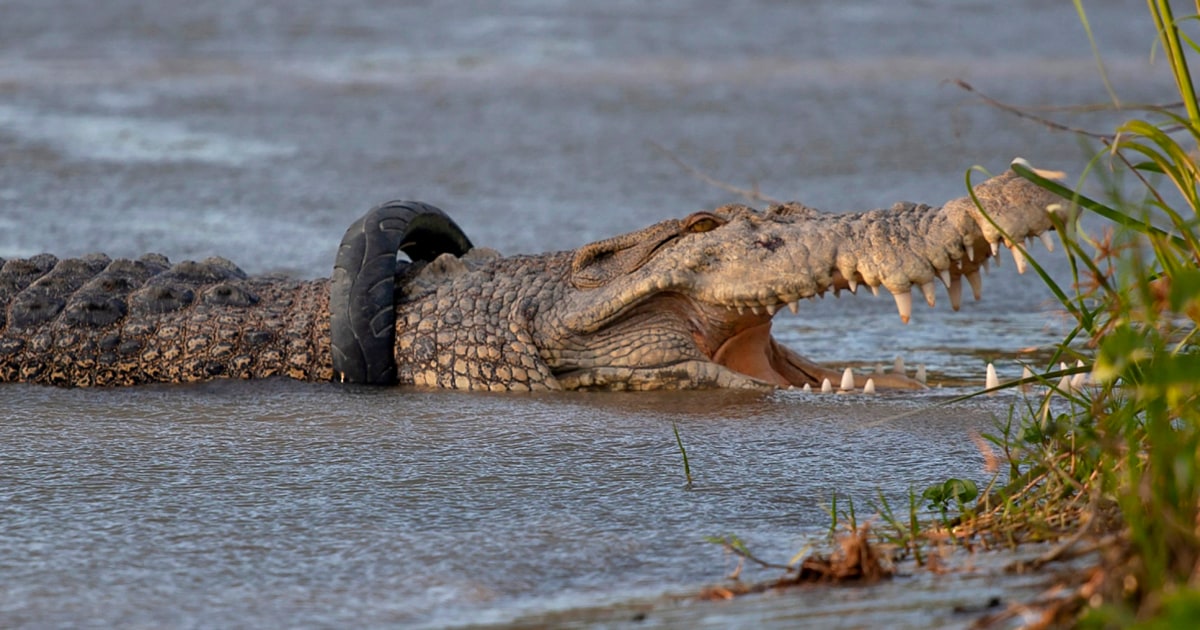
[710,320,832,387]
[711,322,787,386]
[708,317,920,389]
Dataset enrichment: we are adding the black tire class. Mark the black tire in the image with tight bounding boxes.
[330,201,473,385]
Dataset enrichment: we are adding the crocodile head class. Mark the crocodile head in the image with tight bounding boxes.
[544,169,1067,391]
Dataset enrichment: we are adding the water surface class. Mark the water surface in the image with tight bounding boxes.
[0,1,1168,627]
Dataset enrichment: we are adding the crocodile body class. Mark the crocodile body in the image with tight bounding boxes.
[0,167,1067,390]
[0,253,332,386]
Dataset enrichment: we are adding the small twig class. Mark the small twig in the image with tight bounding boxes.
[715,538,796,572]
[951,80,1115,140]
[647,140,782,205]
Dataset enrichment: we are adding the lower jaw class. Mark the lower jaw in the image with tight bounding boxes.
[712,325,925,390]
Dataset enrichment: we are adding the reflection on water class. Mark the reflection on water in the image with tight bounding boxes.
[3,381,1035,628]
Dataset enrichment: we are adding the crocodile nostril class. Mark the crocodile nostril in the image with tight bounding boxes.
[756,236,784,252]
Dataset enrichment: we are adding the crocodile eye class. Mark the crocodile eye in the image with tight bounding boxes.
[683,212,724,233]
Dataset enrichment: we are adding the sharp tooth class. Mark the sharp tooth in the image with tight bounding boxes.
[840,367,855,391]
[891,289,913,324]
[1020,366,1034,392]
[965,243,975,262]
[788,301,799,315]
[821,378,833,393]
[869,284,879,297]
[765,303,777,315]
[986,363,999,391]
[750,305,762,315]
[919,281,936,308]
[1070,360,1086,391]
[990,241,1000,258]
[848,277,858,293]
[916,364,927,384]
[863,378,876,395]
[1011,246,1028,274]
[938,269,952,288]
[948,274,963,311]
[1058,373,1072,393]
[893,355,906,375]
[802,383,812,393]
[874,363,885,375]
[981,257,990,274]
[736,305,745,315]
[1040,232,1056,252]
[966,269,983,300]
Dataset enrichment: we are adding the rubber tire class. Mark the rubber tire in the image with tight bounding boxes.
[330,201,473,385]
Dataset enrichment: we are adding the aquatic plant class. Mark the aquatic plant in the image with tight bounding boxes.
[672,421,694,489]
[693,6,1200,620]
[941,1,1200,624]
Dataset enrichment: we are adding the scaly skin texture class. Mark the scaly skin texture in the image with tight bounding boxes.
[0,254,333,386]
[391,170,1067,391]
[0,169,1065,390]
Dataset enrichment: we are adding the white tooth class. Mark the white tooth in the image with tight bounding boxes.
[916,364,927,384]
[863,378,876,395]
[788,385,796,390]
[751,305,762,315]
[821,378,833,393]
[966,270,983,300]
[919,281,936,308]
[1070,360,1087,390]
[893,355,906,375]
[765,303,777,316]
[869,284,879,297]
[1012,246,1028,274]
[981,257,991,274]
[788,301,799,314]
[1020,366,1034,392]
[965,243,975,262]
[1040,232,1056,252]
[1058,373,1072,393]
[848,277,858,293]
[990,241,1000,257]
[948,274,963,311]
[874,363,885,375]
[736,304,745,315]
[802,383,812,393]
[1060,362,1068,372]
[938,269,952,288]
[892,289,913,324]
[985,363,999,391]
[840,367,855,391]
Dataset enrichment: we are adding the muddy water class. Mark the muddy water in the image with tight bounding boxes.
[0,1,1167,627]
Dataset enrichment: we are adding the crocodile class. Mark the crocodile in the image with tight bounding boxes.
[0,164,1067,390]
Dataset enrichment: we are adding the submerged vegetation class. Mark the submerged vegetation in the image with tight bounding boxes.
[701,3,1200,626]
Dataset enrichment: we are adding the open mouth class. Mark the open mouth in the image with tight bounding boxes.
[692,298,925,391]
